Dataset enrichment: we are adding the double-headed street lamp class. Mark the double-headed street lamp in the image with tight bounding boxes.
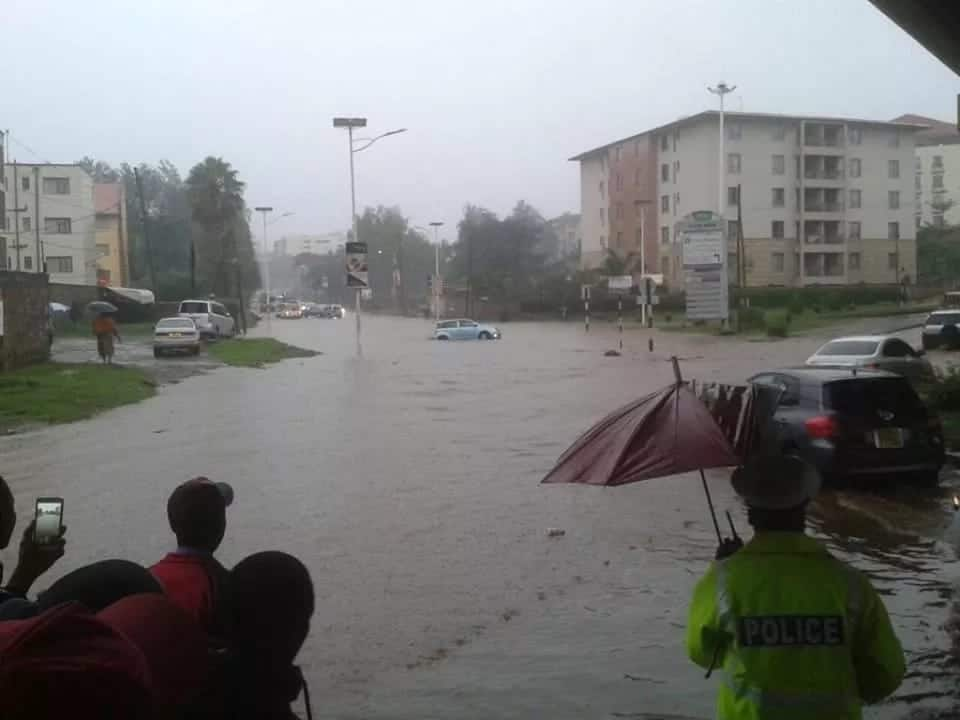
[332,117,407,356]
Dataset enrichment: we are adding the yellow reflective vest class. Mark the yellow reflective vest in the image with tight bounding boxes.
[686,532,905,720]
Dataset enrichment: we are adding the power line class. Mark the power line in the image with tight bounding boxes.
[6,134,53,164]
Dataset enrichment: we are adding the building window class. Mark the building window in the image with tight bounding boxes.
[795,155,801,179]
[661,134,669,151]
[795,188,800,209]
[727,220,739,239]
[97,243,110,257]
[672,131,678,151]
[634,201,641,218]
[772,188,785,207]
[848,127,863,145]
[661,226,669,245]
[849,252,861,270]
[933,174,944,190]
[727,153,742,174]
[661,164,669,182]
[599,235,606,250]
[23,256,32,270]
[849,189,861,209]
[616,173,623,191]
[888,159,900,179]
[634,169,641,186]
[772,221,785,239]
[42,177,70,195]
[616,203,624,220]
[22,216,30,232]
[888,252,898,269]
[726,123,742,140]
[933,154,944,169]
[673,160,679,181]
[772,252,785,272]
[661,195,669,212]
[614,146,622,162]
[848,221,861,240]
[616,231,623,248]
[599,181,604,199]
[21,176,30,192]
[772,155,785,175]
[889,132,900,148]
[888,191,900,210]
[44,217,71,234]
[47,256,73,273]
[599,208,605,226]
[662,256,670,275]
[849,158,861,178]
[888,222,900,240]
[673,192,679,216]
[772,124,787,141]
[727,186,739,206]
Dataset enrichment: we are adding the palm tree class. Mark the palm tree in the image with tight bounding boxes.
[186,157,246,296]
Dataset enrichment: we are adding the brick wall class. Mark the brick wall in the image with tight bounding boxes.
[0,271,50,371]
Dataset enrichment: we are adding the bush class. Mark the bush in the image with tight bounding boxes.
[764,309,790,338]
[732,286,900,311]
[926,366,960,411]
[739,306,765,330]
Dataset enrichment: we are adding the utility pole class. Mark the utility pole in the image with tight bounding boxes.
[12,163,21,270]
[254,206,273,332]
[133,168,157,293]
[430,221,443,321]
[639,203,647,326]
[708,82,737,215]
[33,167,41,272]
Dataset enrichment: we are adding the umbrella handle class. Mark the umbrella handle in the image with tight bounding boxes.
[699,469,723,544]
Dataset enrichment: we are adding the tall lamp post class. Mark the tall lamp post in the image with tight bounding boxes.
[708,82,736,215]
[332,117,407,357]
[254,206,273,331]
[429,221,444,321]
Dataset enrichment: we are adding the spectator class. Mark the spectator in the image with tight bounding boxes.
[222,551,315,720]
[38,559,162,613]
[0,594,210,719]
[151,477,233,641]
[92,312,120,364]
[0,476,67,619]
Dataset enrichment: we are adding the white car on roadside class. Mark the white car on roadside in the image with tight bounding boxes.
[154,317,201,357]
[177,299,235,339]
[805,335,933,381]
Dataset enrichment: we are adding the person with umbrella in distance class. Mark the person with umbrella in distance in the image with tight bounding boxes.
[685,455,905,720]
[89,301,120,364]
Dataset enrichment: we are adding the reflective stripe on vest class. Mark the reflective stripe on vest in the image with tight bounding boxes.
[720,671,853,711]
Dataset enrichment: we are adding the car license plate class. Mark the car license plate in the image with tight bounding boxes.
[169,332,181,337]
[874,428,904,449]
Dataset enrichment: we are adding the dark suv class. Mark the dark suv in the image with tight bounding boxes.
[748,368,944,487]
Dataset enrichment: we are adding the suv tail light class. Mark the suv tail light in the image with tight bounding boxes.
[805,415,839,439]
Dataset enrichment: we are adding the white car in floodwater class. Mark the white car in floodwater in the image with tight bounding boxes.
[154,317,201,357]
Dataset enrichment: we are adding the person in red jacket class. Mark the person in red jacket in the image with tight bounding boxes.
[150,477,233,644]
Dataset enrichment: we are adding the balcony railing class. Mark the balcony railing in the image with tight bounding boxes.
[805,235,845,245]
[804,203,844,212]
[804,170,844,180]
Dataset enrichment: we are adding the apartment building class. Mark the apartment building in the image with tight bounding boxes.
[274,232,346,257]
[895,113,960,228]
[546,213,581,260]
[94,183,129,286]
[0,163,97,284]
[571,111,923,288]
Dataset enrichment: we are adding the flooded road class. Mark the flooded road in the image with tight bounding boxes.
[3,314,960,719]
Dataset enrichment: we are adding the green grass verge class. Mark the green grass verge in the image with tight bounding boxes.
[206,338,318,368]
[55,321,156,338]
[0,363,155,429]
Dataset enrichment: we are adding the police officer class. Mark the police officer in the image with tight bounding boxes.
[686,455,905,720]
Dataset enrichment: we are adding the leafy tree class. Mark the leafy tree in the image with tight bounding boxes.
[918,223,960,287]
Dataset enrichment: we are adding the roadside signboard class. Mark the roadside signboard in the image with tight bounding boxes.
[581,284,591,301]
[679,211,728,321]
[607,275,633,293]
[345,241,369,288]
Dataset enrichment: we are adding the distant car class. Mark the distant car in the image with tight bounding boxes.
[433,319,501,341]
[177,299,235,339]
[749,368,944,487]
[805,335,932,381]
[302,303,325,318]
[325,304,345,319]
[922,310,960,350]
[154,317,200,357]
[277,303,303,319]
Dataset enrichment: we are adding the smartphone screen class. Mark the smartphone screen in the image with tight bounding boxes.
[34,498,64,545]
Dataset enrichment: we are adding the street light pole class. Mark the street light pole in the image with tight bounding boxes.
[429,221,444,322]
[254,206,273,332]
[333,117,407,357]
[708,82,736,215]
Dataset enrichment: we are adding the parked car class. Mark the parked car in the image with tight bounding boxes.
[302,303,325,318]
[433,319,501,341]
[277,303,303,319]
[177,299,235,339]
[153,317,200,357]
[805,335,933,381]
[922,310,960,350]
[748,368,944,487]
[325,304,345,319]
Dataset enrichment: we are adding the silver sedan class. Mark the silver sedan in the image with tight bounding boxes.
[154,317,201,357]
[805,335,933,381]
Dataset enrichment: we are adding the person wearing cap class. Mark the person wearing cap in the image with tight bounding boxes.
[150,477,234,642]
[685,455,905,720]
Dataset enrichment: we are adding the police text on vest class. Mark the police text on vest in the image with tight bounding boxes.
[737,616,845,647]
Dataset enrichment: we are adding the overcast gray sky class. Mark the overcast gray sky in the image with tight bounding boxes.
[4,0,958,244]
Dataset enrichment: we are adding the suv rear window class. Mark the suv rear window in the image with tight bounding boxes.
[817,340,879,356]
[927,312,960,326]
[179,302,209,314]
[824,378,924,417]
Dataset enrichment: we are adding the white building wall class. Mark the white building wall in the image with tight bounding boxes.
[2,163,96,284]
[579,155,606,269]
[916,144,960,226]
[275,232,347,257]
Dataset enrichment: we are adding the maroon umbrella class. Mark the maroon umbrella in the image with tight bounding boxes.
[542,359,742,542]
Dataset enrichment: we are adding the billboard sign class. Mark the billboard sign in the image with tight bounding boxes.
[607,275,633,293]
[345,241,369,288]
[679,211,728,321]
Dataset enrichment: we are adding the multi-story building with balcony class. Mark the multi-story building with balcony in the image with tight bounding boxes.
[0,163,97,284]
[571,111,924,288]
[895,113,960,228]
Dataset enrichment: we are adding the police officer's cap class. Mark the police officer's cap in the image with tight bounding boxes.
[731,455,821,510]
